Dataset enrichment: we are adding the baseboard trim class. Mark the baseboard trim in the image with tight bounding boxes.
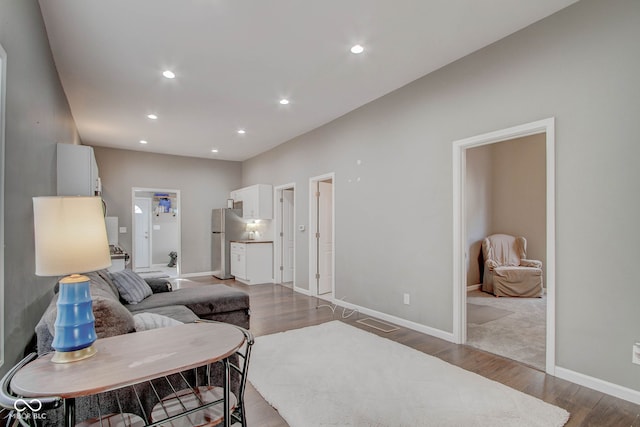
[555,367,640,405]
[293,286,311,296]
[331,299,456,343]
[180,271,215,278]
[288,287,640,405]
[467,284,481,292]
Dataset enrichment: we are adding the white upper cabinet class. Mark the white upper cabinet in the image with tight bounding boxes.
[230,189,242,203]
[57,143,101,196]
[231,184,272,219]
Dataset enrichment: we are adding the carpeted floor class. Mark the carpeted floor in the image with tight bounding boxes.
[467,303,514,324]
[467,290,546,370]
[249,321,568,427]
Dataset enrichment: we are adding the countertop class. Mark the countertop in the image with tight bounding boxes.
[230,240,273,244]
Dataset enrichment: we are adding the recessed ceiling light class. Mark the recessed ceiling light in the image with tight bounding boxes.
[162,70,175,79]
[211,149,219,153]
[279,99,290,105]
[350,44,365,54]
[147,114,158,120]
[139,140,148,144]
[237,129,246,134]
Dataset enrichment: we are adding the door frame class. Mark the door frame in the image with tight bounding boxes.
[452,117,556,375]
[0,43,6,369]
[133,196,152,269]
[273,183,296,288]
[308,173,335,298]
[132,187,182,275]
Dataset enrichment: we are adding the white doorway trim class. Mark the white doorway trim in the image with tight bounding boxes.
[452,117,556,375]
[0,43,7,369]
[132,187,182,276]
[308,173,335,298]
[274,183,296,288]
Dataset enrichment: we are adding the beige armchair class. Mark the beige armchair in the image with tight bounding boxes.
[481,234,543,297]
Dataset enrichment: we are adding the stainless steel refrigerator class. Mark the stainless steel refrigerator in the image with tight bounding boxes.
[211,208,244,279]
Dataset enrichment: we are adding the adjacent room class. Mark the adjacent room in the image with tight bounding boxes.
[465,134,547,371]
[1,0,639,426]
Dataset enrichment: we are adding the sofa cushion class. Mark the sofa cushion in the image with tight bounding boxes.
[93,270,122,299]
[109,269,153,304]
[53,270,120,300]
[93,294,137,337]
[133,312,183,331]
[137,305,200,324]
[125,285,249,318]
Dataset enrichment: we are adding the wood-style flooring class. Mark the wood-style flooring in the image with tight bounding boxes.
[186,277,640,427]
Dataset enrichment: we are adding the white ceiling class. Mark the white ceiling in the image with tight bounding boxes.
[39,0,578,162]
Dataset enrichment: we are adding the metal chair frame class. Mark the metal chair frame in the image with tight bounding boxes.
[0,353,63,427]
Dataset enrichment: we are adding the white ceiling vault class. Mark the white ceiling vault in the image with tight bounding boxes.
[39,0,578,161]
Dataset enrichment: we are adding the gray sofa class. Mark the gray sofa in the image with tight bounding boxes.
[33,269,250,425]
[35,270,250,355]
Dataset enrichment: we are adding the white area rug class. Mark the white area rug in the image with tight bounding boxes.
[249,321,569,427]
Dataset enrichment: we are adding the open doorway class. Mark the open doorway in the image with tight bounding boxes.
[132,187,181,278]
[465,134,546,370]
[453,118,556,374]
[274,183,296,288]
[309,173,335,299]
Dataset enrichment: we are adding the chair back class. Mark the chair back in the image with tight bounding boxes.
[483,234,527,267]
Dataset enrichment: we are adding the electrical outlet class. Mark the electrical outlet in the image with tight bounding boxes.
[633,343,640,365]
[119,227,127,233]
[403,293,410,305]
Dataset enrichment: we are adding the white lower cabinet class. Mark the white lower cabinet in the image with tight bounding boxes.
[230,242,273,285]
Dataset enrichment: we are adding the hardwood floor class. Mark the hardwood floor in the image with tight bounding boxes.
[188,277,640,426]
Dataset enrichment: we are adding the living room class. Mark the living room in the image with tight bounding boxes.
[1,0,639,425]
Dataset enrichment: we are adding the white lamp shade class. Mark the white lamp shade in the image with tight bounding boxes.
[33,196,111,276]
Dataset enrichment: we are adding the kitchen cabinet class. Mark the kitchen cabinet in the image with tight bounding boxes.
[57,143,101,196]
[229,189,241,203]
[230,241,273,285]
[230,184,272,219]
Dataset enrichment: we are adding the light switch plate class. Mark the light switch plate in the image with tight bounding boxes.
[633,343,640,365]
[119,227,127,233]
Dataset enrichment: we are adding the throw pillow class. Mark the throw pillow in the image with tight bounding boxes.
[133,312,183,332]
[109,269,153,304]
[144,278,173,293]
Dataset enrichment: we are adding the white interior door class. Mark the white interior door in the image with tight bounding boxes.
[317,181,333,295]
[134,197,152,269]
[282,189,295,283]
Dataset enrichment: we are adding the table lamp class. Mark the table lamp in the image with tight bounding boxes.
[33,196,111,363]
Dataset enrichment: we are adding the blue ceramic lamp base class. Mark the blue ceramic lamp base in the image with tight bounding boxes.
[51,274,98,363]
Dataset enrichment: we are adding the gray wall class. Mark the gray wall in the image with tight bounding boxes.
[465,145,492,286]
[243,0,640,391]
[0,1,80,375]
[93,147,242,274]
[491,135,546,276]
